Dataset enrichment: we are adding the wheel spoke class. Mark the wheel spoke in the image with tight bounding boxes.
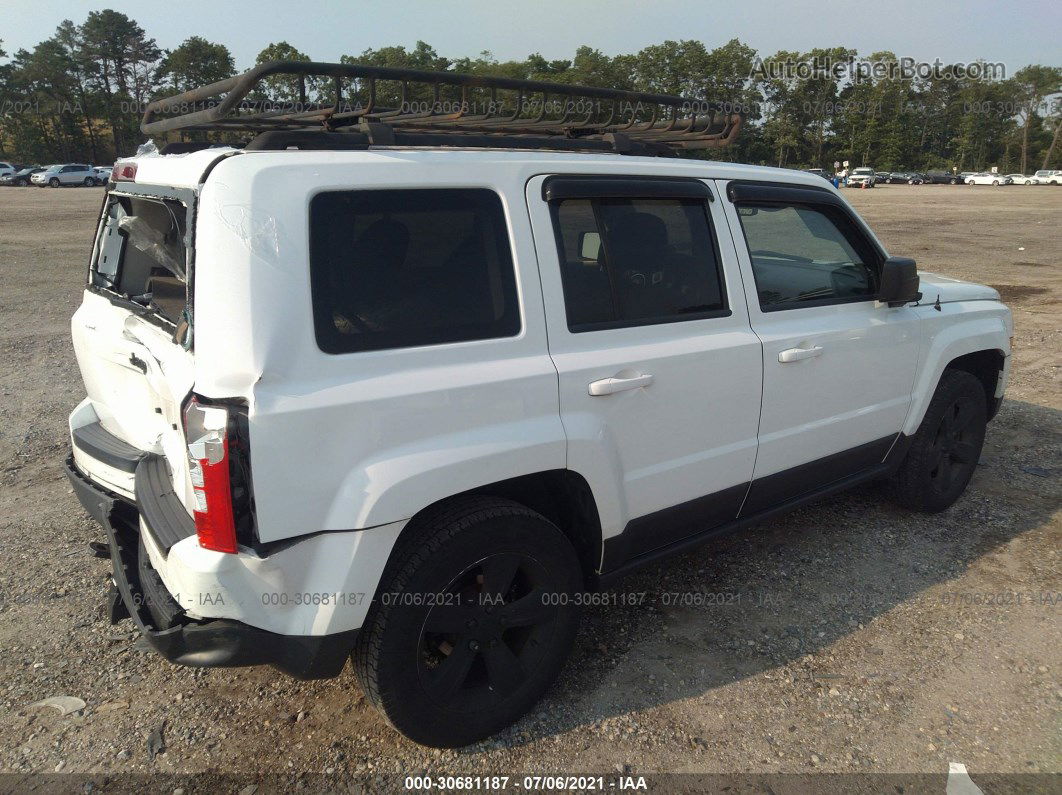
[498,588,554,628]
[424,602,479,634]
[951,441,978,465]
[952,399,975,434]
[481,554,521,599]
[483,640,527,697]
[938,409,954,439]
[426,640,477,701]
[937,458,953,491]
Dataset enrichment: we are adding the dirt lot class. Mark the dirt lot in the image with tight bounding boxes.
[0,183,1058,791]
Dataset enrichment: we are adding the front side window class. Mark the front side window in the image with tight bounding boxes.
[736,203,880,310]
[551,197,726,331]
[309,189,520,354]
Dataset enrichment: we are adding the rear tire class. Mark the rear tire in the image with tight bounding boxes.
[891,370,987,513]
[84,176,95,186]
[353,496,583,747]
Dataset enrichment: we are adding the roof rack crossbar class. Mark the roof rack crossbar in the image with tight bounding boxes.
[142,60,742,154]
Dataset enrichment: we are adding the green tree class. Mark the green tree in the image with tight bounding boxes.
[157,37,235,94]
[80,9,161,156]
[254,41,316,105]
[1012,65,1062,172]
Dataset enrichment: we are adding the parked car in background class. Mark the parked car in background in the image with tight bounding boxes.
[923,171,961,184]
[965,173,1010,186]
[1004,174,1039,185]
[0,161,16,178]
[0,166,45,186]
[1033,170,1061,184]
[846,167,877,187]
[875,171,892,182]
[886,172,924,184]
[31,163,98,187]
[804,168,832,180]
[92,166,112,184]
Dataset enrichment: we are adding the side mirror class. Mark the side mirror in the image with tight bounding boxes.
[879,256,921,307]
[578,231,601,261]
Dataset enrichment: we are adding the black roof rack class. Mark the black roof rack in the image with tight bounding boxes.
[142,61,742,156]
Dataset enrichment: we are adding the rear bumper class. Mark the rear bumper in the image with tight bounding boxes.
[65,455,356,679]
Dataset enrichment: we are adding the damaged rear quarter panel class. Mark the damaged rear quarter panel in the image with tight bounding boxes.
[192,153,565,543]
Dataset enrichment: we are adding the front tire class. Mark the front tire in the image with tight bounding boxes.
[353,497,583,747]
[891,370,987,513]
[49,177,60,188]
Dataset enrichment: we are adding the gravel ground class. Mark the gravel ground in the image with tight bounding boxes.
[0,182,1058,792]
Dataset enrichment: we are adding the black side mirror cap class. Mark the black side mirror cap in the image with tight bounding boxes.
[879,256,921,307]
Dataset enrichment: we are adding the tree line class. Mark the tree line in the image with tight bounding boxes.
[1,10,1059,172]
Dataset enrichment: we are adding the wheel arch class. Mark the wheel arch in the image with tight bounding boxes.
[903,315,1008,437]
[944,349,1007,420]
[387,470,605,587]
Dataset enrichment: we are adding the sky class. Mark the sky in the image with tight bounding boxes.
[2,0,1060,73]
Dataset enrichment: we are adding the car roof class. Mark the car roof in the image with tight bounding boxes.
[127,146,835,191]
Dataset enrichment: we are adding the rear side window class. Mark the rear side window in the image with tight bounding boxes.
[309,189,520,354]
[551,197,726,331]
[735,203,880,310]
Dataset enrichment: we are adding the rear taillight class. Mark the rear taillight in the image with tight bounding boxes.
[112,162,137,182]
[182,396,238,554]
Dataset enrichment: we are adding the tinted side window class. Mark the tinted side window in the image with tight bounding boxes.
[735,203,880,310]
[309,189,520,354]
[552,197,726,331]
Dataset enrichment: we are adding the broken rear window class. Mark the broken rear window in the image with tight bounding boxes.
[92,195,188,323]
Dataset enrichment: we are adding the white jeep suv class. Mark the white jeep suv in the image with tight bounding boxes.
[66,62,1012,748]
[846,167,877,187]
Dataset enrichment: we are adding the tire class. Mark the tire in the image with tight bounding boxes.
[891,369,987,513]
[353,496,583,747]
[15,178,27,187]
[83,176,95,186]
[992,180,999,186]
[49,177,60,188]
[949,178,957,184]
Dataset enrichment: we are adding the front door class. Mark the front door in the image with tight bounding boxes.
[719,180,920,513]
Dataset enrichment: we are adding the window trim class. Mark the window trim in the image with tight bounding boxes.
[547,183,731,334]
[307,187,522,356]
[730,184,885,313]
[543,175,713,202]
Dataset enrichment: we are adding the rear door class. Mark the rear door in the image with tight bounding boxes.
[720,180,919,513]
[70,185,196,497]
[526,174,762,568]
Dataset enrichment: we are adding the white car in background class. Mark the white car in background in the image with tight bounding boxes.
[93,166,112,184]
[965,173,1010,186]
[846,167,877,187]
[1033,170,1061,185]
[31,163,99,187]
[0,161,16,178]
[1004,174,1038,185]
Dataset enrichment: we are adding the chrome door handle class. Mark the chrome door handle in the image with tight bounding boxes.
[778,345,823,363]
[588,373,654,396]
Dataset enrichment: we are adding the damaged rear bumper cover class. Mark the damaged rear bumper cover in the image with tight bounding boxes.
[65,455,355,680]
